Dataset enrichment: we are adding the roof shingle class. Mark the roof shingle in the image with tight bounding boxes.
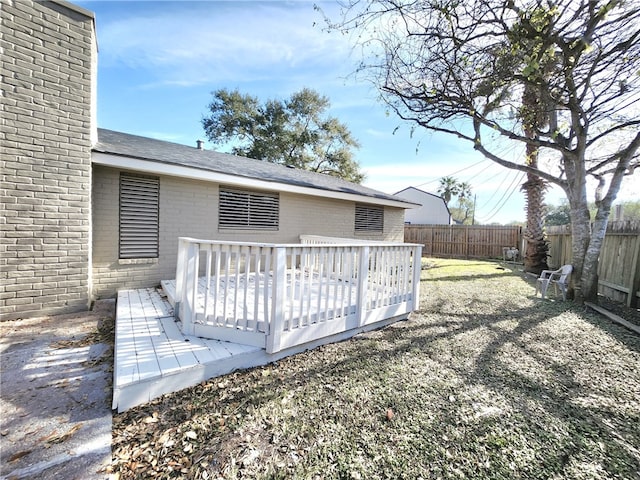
[93,129,412,206]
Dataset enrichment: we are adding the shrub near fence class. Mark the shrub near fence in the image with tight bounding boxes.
[546,222,640,307]
[404,224,523,260]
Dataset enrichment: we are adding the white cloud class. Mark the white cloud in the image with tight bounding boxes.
[140,131,187,143]
[364,128,394,139]
[96,2,352,88]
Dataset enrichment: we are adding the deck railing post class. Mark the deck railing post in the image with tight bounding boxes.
[356,245,370,326]
[182,241,200,336]
[266,246,287,354]
[174,237,189,320]
[411,245,423,310]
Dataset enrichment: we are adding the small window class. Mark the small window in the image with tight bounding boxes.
[219,186,279,230]
[119,173,159,259]
[355,204,384,232]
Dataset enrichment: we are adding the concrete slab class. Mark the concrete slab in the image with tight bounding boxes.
[0,300,114,480]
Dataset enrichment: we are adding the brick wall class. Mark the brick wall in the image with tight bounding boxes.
[91,165,406,298]
[0,0,96,320]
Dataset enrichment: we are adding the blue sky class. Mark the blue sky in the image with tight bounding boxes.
[78,1,636,224]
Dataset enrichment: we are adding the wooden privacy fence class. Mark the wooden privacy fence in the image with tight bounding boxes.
[404,224,523,260]
[546,222,640,307]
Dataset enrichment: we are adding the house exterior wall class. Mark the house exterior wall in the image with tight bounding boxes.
[1,0,96,320]
[92,166,406,298]
[395,187,451,225]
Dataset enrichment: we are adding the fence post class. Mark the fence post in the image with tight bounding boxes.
[430,227,434,257]
[464,226,469,259]
[628,235,640,308]
[266,246,287,354]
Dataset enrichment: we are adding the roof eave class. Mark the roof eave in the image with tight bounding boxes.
[92,152,417,209]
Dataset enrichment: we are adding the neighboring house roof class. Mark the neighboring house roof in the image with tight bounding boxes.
[394,186,452,224]
[92,129,417,209]
[395,186,447,201]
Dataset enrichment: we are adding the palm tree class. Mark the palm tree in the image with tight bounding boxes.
[437,176,460,206]
[520,82,549,274]
[457,181,472,201]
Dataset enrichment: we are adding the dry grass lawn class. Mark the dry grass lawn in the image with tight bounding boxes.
[112,259,640,479]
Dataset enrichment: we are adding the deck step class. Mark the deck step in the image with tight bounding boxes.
[113,287,263,412]
[160,279,177,307]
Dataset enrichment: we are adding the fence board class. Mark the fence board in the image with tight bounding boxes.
[404,224,522,260]
[546,222,640,307]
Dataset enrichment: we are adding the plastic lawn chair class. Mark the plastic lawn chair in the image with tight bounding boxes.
[535,265,573,300]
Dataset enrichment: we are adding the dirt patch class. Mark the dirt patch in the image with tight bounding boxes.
[598,296,640,328]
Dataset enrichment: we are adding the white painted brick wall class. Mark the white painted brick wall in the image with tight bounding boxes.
[91,166,406,298]
[1,0,95,320]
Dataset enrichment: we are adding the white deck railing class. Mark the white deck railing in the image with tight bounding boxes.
[174,236,422,354]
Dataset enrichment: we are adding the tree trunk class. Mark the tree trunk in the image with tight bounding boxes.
[582,222,606,301]
[521,84,549,275]
[568,204,590,304]
[522,144,548,274]
[569,206,611,304]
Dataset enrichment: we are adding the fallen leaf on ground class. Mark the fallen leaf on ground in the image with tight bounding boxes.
[43,423,83,444]
[9,450,32,462]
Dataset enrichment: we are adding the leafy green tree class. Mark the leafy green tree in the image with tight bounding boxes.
[613,200,640,222]
[450,197,475,225]
[453,181,475,224]
[202,88,364,183]
[547,200,640,225]
[545,202,572,226]
[327,0,640,303]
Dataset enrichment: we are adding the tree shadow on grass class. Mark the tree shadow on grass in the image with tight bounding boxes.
[406,303,640,478]
[112,298,640,479]
[466,314,640,478]
[421,271,521,283]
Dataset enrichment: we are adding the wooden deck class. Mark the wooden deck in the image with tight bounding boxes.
[113,288,264,412]
[113,286,410,412]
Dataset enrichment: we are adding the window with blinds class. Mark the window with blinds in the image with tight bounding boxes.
[119,173,159,259]
[219,186,279,230]
[355,204,384,232]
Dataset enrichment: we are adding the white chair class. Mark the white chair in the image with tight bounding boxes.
[535,265,572,300]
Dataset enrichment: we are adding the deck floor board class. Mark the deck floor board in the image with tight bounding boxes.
[115,290,140,386]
